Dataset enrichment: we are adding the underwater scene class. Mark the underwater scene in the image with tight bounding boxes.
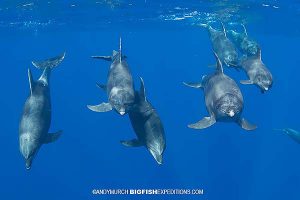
[1,0,300,199]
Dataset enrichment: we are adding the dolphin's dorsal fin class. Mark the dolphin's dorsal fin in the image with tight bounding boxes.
[139,77,147,101]
[44,130,63,144]
[241,24,248,36]
[27,68,34,95]
[213,52,223,73]
[221,22,227,37]
[257,48,262,60]
[119,37,122,62]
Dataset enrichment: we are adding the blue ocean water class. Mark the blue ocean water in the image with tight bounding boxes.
[1,0,300,199]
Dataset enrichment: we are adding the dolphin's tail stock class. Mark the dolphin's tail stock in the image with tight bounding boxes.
[32,52,65,84]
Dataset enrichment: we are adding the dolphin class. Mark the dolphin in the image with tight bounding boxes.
[87,38,135,115]
[274,128,300,143]
[227,24,260,56]
[121,77,166,165]
[19,53,65,170]
[239,48,273,93]
[200,23,239,68]
[183,52,256,130]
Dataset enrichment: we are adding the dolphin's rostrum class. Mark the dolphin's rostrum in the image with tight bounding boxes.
[121,77,166,165]
[87,38,135,115]
[19,53,65,170]
[184,52,256,130]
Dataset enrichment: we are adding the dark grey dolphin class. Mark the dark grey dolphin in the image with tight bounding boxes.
[239,49,273,93]
[183,52,256,130]
[227,24,260,57]
[87,38,135,115]
[274,128,300,143]
[200,23,239,68]
[19,53,65,170]
[121,78,166,165]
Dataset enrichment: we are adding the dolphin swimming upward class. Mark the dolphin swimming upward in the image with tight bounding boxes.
[19,53,65,170]
[87,38,135,115]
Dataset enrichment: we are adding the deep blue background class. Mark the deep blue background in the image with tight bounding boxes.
[0,1,300,200]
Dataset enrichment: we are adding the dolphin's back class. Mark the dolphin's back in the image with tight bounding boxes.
[19,83,51,141]
[107,61,134,92]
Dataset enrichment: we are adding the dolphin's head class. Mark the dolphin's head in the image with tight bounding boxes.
[254,73,273,93]
[110,87,135,115]
[148,141,165,165]
[19,133,39,170]
[224,51,238,67]
[215,93,243,120]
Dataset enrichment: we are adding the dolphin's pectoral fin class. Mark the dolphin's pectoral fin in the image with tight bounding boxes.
[183,82,202,89]
[91,55,112,61]
[96,83,107,91]
[27,68,35,95]
[139,77,147,101]
[44,130,63,144]
[120,139,143,147]
[188,116,216,129]
[240,80,253,85]
[238,118,257,131]
[87,103,113,112]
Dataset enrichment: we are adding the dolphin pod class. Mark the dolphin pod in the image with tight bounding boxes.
[19,53,65,170]
[18,24,293,170]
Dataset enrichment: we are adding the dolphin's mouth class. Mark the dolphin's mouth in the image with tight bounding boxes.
[227,110,235,117]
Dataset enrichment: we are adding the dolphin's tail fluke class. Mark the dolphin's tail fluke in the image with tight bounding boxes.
[32,53,65,84]
[32,52,65,70]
